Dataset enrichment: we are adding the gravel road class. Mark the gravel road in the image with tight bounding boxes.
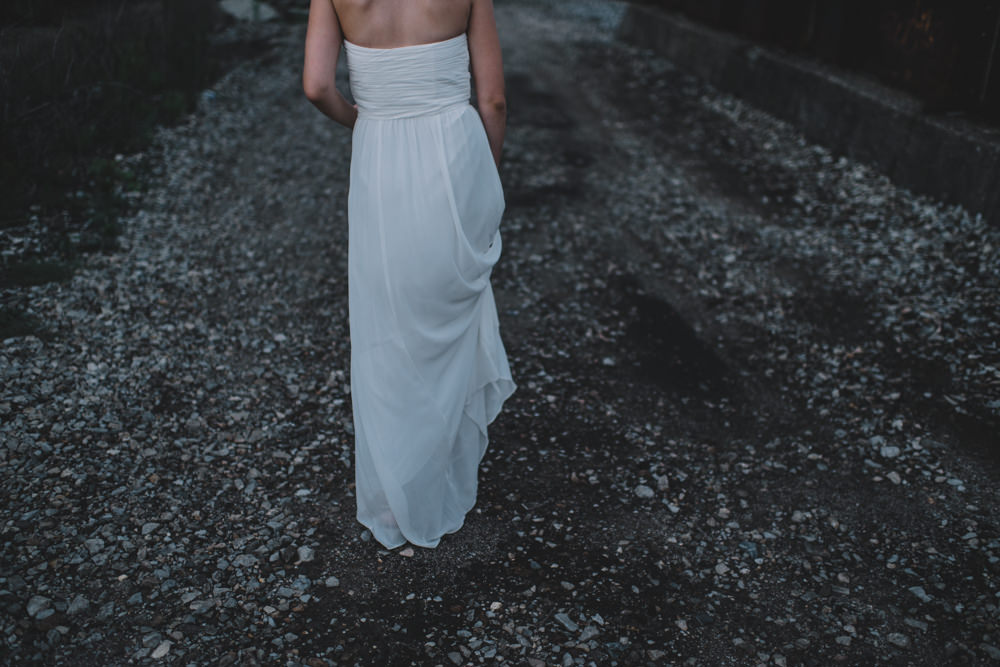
[3,1,1000,664]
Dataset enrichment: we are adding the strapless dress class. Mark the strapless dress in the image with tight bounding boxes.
[343,33,516,549]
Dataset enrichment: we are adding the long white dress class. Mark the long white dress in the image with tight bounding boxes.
[344,33,516,549]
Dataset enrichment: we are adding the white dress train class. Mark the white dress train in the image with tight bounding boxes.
[344,34,516,549]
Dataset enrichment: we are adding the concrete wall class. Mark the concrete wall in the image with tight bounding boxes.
[619,4,1000,224]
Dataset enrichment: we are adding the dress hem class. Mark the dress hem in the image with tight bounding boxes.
[358,373,516,550]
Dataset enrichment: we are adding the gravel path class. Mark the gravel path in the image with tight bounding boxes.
[3,1,1000,664]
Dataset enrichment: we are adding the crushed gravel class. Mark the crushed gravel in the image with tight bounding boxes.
[2,1,999,664]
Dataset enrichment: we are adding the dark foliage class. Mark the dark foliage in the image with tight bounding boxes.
[0,0,218,236]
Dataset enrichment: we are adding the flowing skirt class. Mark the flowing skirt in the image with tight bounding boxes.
[348,103,516,549]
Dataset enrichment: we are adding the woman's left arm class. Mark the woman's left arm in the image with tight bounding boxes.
[303,0,358,128]
[468,0,505,168]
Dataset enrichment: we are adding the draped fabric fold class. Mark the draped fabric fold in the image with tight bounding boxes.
[345,34,516,549]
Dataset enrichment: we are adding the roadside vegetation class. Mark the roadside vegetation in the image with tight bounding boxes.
[0,0,219,336]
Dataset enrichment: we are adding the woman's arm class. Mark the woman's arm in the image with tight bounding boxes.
[303,0,358,128]
[468,0,505,168]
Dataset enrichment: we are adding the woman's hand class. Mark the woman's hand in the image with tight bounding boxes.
[303,0,358,129]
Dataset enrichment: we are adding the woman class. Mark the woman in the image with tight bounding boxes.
[302,0,516,549]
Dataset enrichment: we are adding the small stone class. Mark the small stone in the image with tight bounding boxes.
[189,599,214,614]
[981,644,1000,660]
[232,554,258,568]
[887,471,901,484]
[447,652,463,665]
[151,640,172,659]
[84,538,104,554]
[554,612,579,632]
[142,631,163,648]
[694,612,714,626]
[880,445,900,458]
[324,576,340,588]
[908,586,931,602]
[634,484,654,499]
[297,546,315,562]
[97,601,115,620]
[715,562,730,575]
[836,636,851,646]
[675,619,687,631]
[399,547,414,558]
[27,595,51,618]
[791,510,807,523]
[67,595,90,616]
[887,632,909,648]
[141,522,160,536]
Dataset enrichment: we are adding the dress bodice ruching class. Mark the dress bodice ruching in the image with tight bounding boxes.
[345,34,472,120]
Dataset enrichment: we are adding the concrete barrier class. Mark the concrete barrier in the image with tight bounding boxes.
[618,4,1000,224]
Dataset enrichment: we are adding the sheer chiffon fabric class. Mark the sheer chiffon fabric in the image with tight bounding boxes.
[344,34,516,549]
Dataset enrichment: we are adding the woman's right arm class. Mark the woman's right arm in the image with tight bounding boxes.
[303,0,358,129]
[468,0,506,168]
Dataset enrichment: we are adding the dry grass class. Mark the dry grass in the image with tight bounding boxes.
[0,0,216,230]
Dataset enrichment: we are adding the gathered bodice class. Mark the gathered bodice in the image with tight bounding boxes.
[344,33,471,120]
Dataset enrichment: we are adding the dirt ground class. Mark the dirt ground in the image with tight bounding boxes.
[2,1,999,665]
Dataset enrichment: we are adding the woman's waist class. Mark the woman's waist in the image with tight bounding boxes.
[349,71,471,120]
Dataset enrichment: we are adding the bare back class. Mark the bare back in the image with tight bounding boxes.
[331,0,473,48]
[304,0,504,163]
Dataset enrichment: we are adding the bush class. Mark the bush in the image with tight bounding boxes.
[0,0,218,235]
